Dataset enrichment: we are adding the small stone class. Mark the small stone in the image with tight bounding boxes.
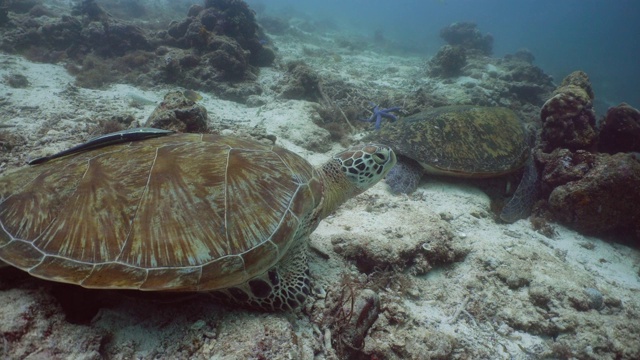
[246,95,267,108]
[3,73,30,88]
[190,319,207,331]
[584,288,604,310]
[439,212,454,221]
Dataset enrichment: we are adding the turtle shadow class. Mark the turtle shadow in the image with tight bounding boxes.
[0,266,214,325]
[423,170,526,218]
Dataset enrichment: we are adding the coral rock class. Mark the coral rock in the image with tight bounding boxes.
[145,91,208,132]
[0,0,271,103]
[598,103,640,154]
[547,152,640,241]
[331,210,465,275]
[278,61,323,101]
[538,149,596,190]
[41,15,83,50]
[559,70,594,101]
[439,22,493,55]
[540,72,598,152]
[205,36,249,80]
[427,45,467,78]
[187,4,204,18]
[504,48,535,64]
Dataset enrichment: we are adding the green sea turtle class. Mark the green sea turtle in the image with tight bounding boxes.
[364,105,538,223]
[0,129,396,311]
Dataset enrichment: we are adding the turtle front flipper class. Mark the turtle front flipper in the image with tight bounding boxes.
[211,243,311,312]
[499,156,539,223]
[385,157,423,194]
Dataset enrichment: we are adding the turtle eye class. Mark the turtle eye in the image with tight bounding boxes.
[372,152,387,164]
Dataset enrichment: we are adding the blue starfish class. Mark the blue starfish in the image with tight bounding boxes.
[361,103,401,130]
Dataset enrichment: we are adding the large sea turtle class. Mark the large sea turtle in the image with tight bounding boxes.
[0,129,396,311]
[364,105,538,223]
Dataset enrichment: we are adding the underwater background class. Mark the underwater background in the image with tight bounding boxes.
[1,0,640,358]
[249,0,640,114]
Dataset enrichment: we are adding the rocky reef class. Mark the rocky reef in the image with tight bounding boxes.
[425,23,554,120]
[277,61,324,102]
[439,22,493,56]
[0,0,275,102]
[542,151,640,238]
[427,44,466,78]
[537,71,640,243]
[539,71,598,152]
[427,22,493,79]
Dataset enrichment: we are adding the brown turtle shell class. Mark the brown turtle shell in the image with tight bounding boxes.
[368,105,529,177]
[0,133,323,291]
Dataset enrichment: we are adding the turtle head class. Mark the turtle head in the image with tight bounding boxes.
[334,144,397,190]
[317,144,396,218]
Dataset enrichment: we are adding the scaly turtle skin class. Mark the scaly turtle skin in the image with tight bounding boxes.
[364,105,537,223]
[0,130,396,311]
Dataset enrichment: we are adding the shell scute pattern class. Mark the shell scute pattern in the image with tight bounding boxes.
[0,159,89,243]
[30,255,94,284]
[375,106,528,177]
[0,133,322,291]
[0,240,42,269]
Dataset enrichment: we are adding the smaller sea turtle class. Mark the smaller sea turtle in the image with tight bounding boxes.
[0,129,396,311]
[364,105,538,223]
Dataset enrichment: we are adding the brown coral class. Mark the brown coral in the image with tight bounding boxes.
[539,71,598,152]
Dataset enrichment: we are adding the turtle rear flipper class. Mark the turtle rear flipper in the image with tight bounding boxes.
[499,156,539,223]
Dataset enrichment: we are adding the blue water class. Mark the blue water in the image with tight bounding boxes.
[249,0,640,113]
